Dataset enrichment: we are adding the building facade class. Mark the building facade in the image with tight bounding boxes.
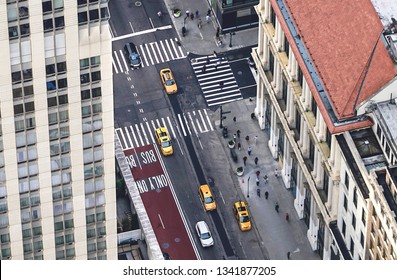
[0,0,116,259]
[253,0,397,259]
[209,0,259,32]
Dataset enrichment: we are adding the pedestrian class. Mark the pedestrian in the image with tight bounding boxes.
[186,10,190,17]
[287,251,291,260]
[213,50,217,57]
[157,11,162,18]
[207,9,211,16]
[219,80,224,89]
[198,19,202,29]
[254,157,258,165]
[274,168,279,177]
[256,176,260,186]
[254,135,258,144]
[251,112,255,119]
[275,202,279,212]
[236,129,240,138]
[237,142,241,150]
[201,64,206,73]
[243,156,247,166]
[233,133,237,141]
[190,12,194,20]
[247,146,252,156]
[257,188,261,197]
[206,14,210,24]
[264,191,269,199]
[206,56,210,64]
[256,170,260,177]
[233,116,236,123]
[285,213,289,222]
[195,10,199,18]
[245,135,249,142]
[263,175,268,184]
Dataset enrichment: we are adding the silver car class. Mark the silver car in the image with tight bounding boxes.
[195,221,214,247]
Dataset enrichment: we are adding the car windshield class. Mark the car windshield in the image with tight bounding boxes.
[240,215,250,223]
[200,232,211,239]
[161,141,171,148]
[130,54,141,64]
[204,197,214,203]
[165,79,175,86]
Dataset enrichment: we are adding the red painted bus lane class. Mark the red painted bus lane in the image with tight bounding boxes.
[124,145,198,260]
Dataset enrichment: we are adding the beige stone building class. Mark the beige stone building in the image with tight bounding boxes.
[252,0,397,259]
[0,0,116,259]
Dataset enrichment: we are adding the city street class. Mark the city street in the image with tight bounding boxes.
[109,0,319,260]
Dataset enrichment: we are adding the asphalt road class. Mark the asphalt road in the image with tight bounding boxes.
[110,2,265,260]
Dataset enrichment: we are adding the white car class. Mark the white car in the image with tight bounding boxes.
[195,221,214,247]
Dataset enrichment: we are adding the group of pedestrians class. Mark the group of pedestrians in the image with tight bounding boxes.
[184,8,212,29]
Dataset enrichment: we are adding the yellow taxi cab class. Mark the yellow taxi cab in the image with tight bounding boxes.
[155,127,173,156]
[233,201,251,231]
[198,184,216,211]
[160,67,177,94]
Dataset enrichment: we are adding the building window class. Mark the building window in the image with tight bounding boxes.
[282,75,288,102]
[311,96,317,116]
[270,5,276,27]
[78,11,88,24]
[269,51,274,79]
[353,188,357,208]
[308,140,315,171]
[323,170,329,201]
[284,35,289,56]
[89,9,99,21]
[326,128,331,148]
[350,238,355,257]
[343,195,348,211]
[297,67,303,86]
[352,214,356,230]
[345,171,349,189]
[360,232,364,247]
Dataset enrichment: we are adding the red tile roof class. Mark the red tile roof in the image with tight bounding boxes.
[271,0,397,133]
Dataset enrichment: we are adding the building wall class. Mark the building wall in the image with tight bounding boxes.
[254,0,397,260]
[254,0,353,259]
[0,0,115,260]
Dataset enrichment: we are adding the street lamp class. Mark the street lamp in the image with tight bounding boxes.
[229,31,236,47]
[247,176,250,198]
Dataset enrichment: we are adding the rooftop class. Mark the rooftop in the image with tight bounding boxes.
[373,100,397,158]
[274,0,397,133]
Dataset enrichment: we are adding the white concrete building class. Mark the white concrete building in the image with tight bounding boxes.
[253,0,397,259]
[0,0,116,259]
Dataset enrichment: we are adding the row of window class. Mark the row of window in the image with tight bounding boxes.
[78,8,109,25]
[8,23,30,39]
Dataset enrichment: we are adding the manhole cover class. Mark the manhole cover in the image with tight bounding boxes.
[237,71,242,75]
[162,243,169,249]
[174,237,181,243]
[135,1,142,7]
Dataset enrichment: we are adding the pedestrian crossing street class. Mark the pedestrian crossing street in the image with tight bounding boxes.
[115,109,214,150]
[192,55,243,107]
[112,38,187,74]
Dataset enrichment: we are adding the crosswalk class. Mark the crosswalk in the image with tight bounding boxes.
[112,38,187,74]
[115,109,214,150]
[192,55,243,107]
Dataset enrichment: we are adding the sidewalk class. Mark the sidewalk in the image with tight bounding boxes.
[164,0,258,55]
[213,100,320,260]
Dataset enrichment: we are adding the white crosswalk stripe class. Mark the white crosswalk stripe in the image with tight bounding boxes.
[192,55,243,107]
[114,109,214,150]
[112,38,187,74]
